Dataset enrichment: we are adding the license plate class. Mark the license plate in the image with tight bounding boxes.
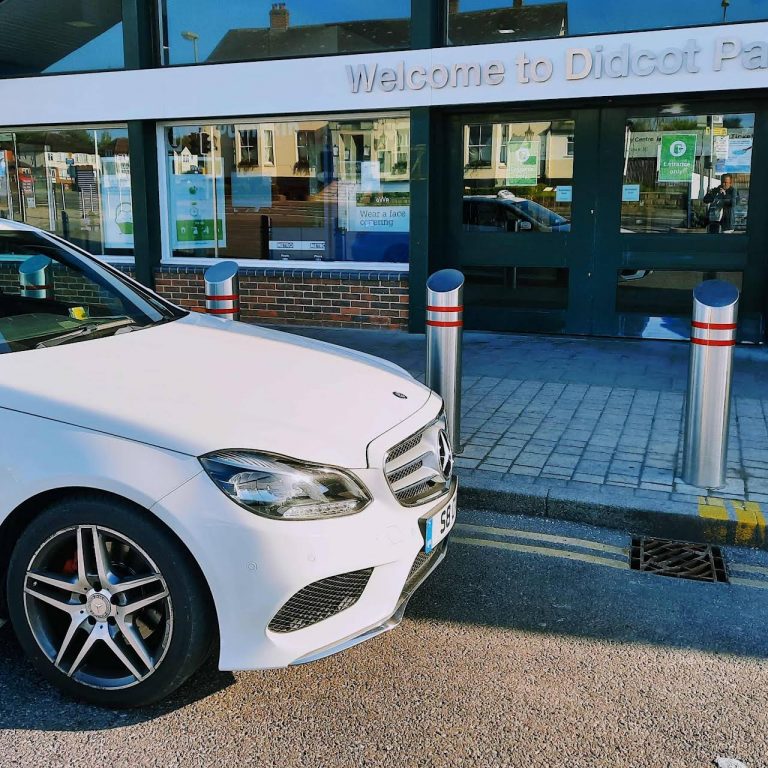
[422,491,457,554]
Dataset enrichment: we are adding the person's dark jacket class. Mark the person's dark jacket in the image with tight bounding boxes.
[703,184,739,230]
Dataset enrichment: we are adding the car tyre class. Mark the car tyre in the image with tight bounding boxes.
[7,494,215,708]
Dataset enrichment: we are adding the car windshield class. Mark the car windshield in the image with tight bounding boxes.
[513,199,569,228]
[0,229,183,354]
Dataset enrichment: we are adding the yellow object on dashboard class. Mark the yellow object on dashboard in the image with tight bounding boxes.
[68,307,89,321]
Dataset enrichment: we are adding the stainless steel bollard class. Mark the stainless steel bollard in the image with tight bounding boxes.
[426,269,464,453]
[19,255,54,299]
[682,279,739,489]
[204,261,240,321]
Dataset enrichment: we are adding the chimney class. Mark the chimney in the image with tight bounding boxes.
[449,0,459,14]
[269,3,289,31]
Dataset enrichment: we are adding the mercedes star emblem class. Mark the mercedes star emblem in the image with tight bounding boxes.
[437,429,453,479]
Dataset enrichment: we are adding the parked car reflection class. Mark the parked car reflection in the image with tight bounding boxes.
[463,192,571,233]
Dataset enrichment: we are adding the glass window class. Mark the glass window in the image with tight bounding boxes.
[238,130,259,166]
[161,0,410,66]
[164,115,410,263]
[621,113,753,234]
[0,126,134,256]
[263,129,275,165]
[463,119,574,232]
[0,1,123,77]
[447,0,768,47]
[616,269,743,339]
[0,229,179,354]
[464,266,569,309]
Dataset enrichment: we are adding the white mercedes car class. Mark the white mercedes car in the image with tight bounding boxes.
[0,220,456,707]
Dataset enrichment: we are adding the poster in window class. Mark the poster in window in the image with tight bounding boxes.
[717,137,752,174]
[360,161,381,193]
[100,157,134,249]
[505,139,540,186]
[231,173,272,209]
[170,160,227,249]
[348,188,410,233]
[658,133,697,183]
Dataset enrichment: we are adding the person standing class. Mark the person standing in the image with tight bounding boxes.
[703,174,739,233]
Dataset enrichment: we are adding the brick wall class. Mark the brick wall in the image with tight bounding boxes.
[2,260,410,330]
[0,263,17,294]
[152,265,410,330]
[1,261,114,306]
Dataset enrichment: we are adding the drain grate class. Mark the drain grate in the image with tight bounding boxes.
[630,536,728,583]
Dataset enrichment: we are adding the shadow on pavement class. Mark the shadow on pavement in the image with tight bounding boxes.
[0,629,235,732]
[406,537,768,659]
[2,529,767,730]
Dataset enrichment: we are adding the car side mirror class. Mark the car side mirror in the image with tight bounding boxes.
[518,221,532,232]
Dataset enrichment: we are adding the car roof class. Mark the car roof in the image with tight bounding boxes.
[0,218,39,233]
[463,195,527,204]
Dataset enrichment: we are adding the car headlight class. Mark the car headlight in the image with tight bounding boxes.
[199,450,371,520]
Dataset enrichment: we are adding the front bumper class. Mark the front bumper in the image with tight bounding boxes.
[292,536,448,665]
[151,435,455,671]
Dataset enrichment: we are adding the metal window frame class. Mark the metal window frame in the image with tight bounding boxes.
[154,111,412,270]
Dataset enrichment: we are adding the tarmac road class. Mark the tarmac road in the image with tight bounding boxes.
[1,509,768,768]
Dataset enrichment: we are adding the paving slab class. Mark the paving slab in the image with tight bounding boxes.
[284,326,768,549]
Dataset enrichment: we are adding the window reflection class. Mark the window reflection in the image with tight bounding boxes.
[463,119,575,232]
[162,0,410,65]
[0,1,123,77]
[0,127,133,255]
[464,266,569,309]
[447,0,768,47]
[616,270,743,339]
[164,115,410,263]
[621,113,753,234]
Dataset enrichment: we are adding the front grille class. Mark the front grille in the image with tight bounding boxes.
[387,458,423,484]
[268,568,374,633]
[387,433,422,462]
[384,416,452,507]
[402,540,446,598]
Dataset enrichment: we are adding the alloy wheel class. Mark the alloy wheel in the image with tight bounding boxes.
[22,525,173,690]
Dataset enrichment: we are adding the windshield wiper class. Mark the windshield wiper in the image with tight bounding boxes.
[35,318,141,349]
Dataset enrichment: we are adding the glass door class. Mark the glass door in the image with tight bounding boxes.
[443,108,600,334]
[441,101,767,342]
[593,101,765,342]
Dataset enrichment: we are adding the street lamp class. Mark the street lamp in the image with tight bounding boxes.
[721,0,730,22]
[181,31,199,63]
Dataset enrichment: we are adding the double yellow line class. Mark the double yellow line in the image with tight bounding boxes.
[698,497,766,547]
[452,523,629,570]
[453,521,768,591]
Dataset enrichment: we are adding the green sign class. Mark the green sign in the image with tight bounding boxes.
[505,139,540,186]
[176,219,225,243]
[659,133,697,183]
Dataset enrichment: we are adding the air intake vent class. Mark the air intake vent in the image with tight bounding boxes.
[268,568,373,633]
[401,539,446,598]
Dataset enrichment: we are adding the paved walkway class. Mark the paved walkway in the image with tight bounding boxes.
[286,326,768,539]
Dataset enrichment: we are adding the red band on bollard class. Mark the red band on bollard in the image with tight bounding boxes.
[206,294,239,301]
[426,305,463,313]
[690,338,735,347]
[207,307,239,315]
[426,319,463,327]
[691,321,737,330]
